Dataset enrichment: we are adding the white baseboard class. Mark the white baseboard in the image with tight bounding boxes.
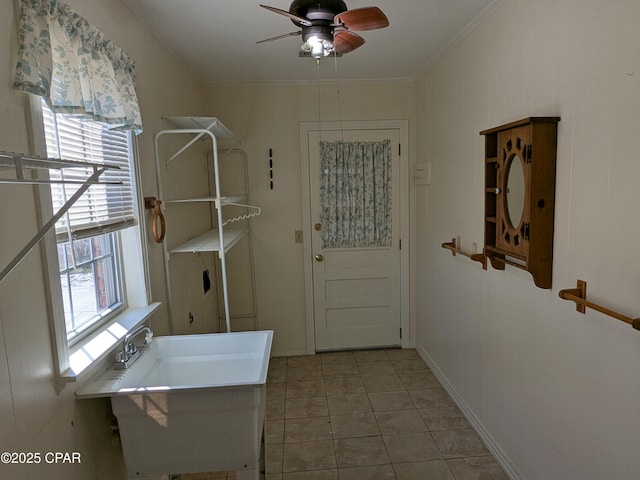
[415,343,524,480]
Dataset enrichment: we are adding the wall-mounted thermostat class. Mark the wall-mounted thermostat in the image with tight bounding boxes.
[413,162,431,185]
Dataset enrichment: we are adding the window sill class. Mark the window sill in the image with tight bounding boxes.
[59,302,161,388]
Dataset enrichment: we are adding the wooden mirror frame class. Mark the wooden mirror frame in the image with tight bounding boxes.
[480,117,560,289]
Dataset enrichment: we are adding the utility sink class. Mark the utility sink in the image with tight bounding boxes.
[77,330,273,479]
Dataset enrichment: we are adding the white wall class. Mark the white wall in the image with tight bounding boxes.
[206,80,416,355]
[0,0,206,478]
[415,0,640,478]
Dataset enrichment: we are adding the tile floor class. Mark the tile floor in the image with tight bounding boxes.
[183,348,508,480]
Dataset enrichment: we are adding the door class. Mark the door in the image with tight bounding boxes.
[304,126,403,351]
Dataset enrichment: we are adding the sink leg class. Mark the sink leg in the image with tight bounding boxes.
[236,420,266,480]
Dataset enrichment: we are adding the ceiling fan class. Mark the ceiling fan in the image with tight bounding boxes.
[257,0,389,59]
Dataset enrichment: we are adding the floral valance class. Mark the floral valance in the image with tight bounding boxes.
[14,0,143,133]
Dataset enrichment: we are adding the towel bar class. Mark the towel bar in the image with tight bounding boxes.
[559,279,640,331]
[441,237,487,269]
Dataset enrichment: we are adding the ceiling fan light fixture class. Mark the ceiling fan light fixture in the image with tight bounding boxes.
[302,35,334,58]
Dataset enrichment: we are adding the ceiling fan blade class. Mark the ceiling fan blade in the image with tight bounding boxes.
[260,4,312,27]
[334,6,389,31]
[256,31,302,44]
[334,30,365,54]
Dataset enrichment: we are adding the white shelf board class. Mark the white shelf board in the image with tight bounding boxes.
[169,227,248,254]
[163,116,239,143]
[165,195,246,206]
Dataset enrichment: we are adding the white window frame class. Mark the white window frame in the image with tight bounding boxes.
[28,97,159,391]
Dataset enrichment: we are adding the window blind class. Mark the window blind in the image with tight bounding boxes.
[42,101,138,241]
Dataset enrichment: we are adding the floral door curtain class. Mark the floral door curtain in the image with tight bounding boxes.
[320,140,392,249]
[14,0,142,133]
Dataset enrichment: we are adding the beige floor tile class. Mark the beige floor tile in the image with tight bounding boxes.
[393,460,455,480]
[268,396,286,420]
[285,396,328,419]
[362,374,405,393]
[330,412,380,438]
[282,470,338,480]
[419,406,470,431]
[268,382,287,401]
[322,362,360,378]
[180,472,228,479]
[270,357,288,367]
[268,365,287,383]
[383,432,441,463]
[282,440,336,473]
[338,464,396,480]
[334,436,390,468]
[287,355,322,368]
[319,351,354,365]
[286,380,326,399]
[375,409,427,435]
[266,419,285,444]
[446,456,509,479]
[353,350,389,363]
[392,359,430,374]
[384,348,421,363]
[431,429,491,459]
[357,361,397,376]
[267,444,284,474]
[265,350,504,480]
[399,371,440,390]
[284,416,332,443]
[327,393,372,415]
[368,391,415,412]
[408,387,456,409]
[286,365,323,382]
[324,377,365,396]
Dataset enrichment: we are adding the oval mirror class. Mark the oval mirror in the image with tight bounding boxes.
[506,154,525,228]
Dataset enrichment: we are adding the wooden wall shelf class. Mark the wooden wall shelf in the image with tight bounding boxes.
[480,117,560,289]
[559,280,640,332]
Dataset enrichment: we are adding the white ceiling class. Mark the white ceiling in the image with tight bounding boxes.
[122,0,498,84]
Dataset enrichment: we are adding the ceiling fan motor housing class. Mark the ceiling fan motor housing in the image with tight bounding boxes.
[289,0,348,25]
[301,24,333,44]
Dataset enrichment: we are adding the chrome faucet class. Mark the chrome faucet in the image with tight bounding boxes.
[114,325,153,369]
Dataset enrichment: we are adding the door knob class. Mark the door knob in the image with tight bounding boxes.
[314,223,322,231]
[315,254,324,262]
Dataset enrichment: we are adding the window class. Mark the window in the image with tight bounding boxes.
[57,233,121,342]
[41,100,137,344]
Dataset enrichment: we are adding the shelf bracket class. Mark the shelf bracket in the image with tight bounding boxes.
[1,167,107,284]
[441,237,487,269]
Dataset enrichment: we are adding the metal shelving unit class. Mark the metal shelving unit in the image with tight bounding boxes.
[153,117,259,333]
[0,150,121,284]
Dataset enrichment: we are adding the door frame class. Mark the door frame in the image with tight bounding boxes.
[300,120,410,354]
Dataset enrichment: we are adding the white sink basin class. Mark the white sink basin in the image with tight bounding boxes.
[76,330,273,479]
[77,330,272,396]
